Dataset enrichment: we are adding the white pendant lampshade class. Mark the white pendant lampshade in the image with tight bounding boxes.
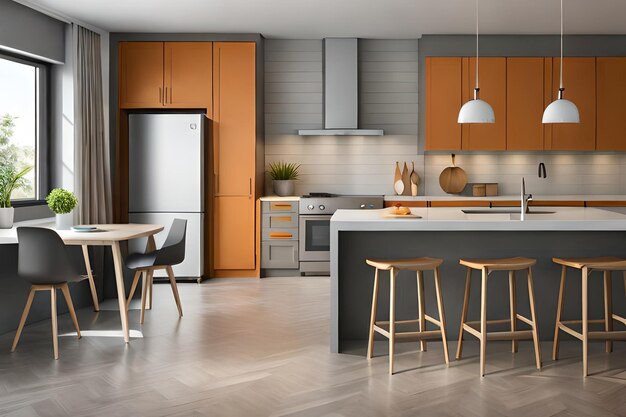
[458,0,495,124]
[458,92,495,123]
[542,90,580,123]
[543,0,580,124]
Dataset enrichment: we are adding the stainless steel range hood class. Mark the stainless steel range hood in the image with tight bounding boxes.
[298,38,384,136]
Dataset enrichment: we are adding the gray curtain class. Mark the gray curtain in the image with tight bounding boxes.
[73,25,111,224]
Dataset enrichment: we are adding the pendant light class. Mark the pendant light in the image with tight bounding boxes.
[542,0,580,123]
[458,0,495,124]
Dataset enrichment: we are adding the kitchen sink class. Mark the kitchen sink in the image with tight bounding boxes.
[462,209,556,215]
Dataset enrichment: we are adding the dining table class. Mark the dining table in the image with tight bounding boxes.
[0,221,164,343]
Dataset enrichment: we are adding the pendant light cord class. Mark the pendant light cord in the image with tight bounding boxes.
[559,0,563,91]
[475,0,479,93]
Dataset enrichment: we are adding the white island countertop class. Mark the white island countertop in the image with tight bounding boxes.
[331,206,626,231]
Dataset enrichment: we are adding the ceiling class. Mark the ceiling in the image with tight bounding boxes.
[23,0,626,38]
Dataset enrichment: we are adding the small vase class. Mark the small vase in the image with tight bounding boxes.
[55,212,74,230]
[401,162,411,196]
[0,207,14,229]
[273,180,295,197]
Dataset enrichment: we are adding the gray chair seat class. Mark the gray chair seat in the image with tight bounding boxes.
[125,251,158,270]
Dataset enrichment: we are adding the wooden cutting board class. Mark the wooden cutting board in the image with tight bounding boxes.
[439,154,467,194]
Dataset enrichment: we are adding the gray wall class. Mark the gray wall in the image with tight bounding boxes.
[0,0,65,63]
[265,39,422,196]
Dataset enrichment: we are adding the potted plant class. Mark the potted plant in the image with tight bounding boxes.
[46,188,78,230]
[268,161,300,196]
[0,165,32,229]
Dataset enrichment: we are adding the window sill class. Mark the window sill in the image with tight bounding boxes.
[10,200,48,208]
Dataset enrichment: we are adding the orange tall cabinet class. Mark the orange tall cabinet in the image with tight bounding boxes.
[597,57,626,151]
[212,42,260,277]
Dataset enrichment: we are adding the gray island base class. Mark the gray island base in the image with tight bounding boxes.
[330,207,626,354]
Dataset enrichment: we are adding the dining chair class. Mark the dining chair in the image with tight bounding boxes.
[126,218,186,323]
[12,227,83,359]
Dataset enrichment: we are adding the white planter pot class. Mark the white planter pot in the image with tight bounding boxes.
[273,180,295,197]
[55,212,74,230]
[0,207,14,229]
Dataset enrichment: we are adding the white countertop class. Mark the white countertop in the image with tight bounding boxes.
[260,196,300,202]
[385,194,626,201]
[331,206,626,231]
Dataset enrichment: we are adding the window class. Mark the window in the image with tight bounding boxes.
[0,54,47,203]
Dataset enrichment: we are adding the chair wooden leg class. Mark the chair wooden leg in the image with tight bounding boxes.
[367,268,379,360]
[480,267,488,377]
[553,266,567,360]
[434,267,449,367]
[527,267,542,370]
[166,265,183,317]
[82,245,100,312]
[60,284,81,338]
[582,267,589,377]
[146,270,154,310]
[50,287,59,360]
[11,287,36,352]
[389,268,396,375]
[140,271,149,324]
[456,268,471,360]
[417,270,427,352]
[509,270,518,353]
[604,271,613,353]
[126,270,142,310]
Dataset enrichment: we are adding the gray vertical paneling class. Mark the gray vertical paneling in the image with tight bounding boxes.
[265,39,420,196]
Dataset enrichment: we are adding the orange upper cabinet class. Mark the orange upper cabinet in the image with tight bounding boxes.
[213,42,256,196]
[425,57,462,151]
[506,58,545,150]
[164,42,213,113]
[119,41,213,111]
[119,42,164,108]
[597,57,626,151]
[462,57,507,151]
[546,58,596,150]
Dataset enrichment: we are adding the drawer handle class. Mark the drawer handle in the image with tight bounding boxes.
[273,216,292,222]
[270,232,293,239]
[271,203,292,210]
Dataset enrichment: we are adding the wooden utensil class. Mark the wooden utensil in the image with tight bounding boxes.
[393,162,404,195]
[401,162,411,196]
[410,162,420,196]
[439,154,468,194]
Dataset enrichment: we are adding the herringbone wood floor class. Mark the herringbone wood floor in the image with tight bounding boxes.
[0,277,624,417]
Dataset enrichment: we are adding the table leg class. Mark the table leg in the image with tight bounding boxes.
[111,242,130,343]
[82,245,100,312]
[145,236,157,310]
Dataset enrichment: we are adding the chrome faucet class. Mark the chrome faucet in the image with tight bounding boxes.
[521,177,533,221]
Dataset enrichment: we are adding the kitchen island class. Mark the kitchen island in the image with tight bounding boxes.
[330,206,626,353]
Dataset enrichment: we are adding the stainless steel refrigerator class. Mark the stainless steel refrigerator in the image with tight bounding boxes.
[128,113,206,280]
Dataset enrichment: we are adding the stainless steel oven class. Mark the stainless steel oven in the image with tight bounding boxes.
[298,194,383,275]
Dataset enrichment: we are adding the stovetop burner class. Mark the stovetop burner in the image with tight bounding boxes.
[301,192,336,198]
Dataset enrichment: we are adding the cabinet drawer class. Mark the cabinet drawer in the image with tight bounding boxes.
[262,213,298,229]
[261,241,299,269]
[262,201,298,213]
[262,228,298,241]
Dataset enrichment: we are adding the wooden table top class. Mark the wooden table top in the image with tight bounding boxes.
[0,221,164,245]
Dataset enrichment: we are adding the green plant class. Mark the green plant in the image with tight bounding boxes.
[268,161,300,181]
[0,165,32,208]
[46,188,78,214]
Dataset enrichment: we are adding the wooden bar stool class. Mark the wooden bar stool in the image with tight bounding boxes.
[552,257,626,377]
[366,257,449,375]
[456,257,541,377]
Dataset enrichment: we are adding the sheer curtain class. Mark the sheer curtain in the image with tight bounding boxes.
[73,24,111,224]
